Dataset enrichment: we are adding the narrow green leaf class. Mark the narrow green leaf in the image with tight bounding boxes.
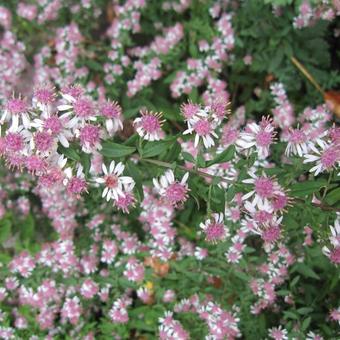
[126,160,144,201]
[206,145,236,167]
[100,142,136,158]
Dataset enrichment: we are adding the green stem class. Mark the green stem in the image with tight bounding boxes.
[207,184,212,216]
[322,171,333,200]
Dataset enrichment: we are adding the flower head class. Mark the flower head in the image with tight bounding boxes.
[94,161,135,201]
[200,213,230,243]
[134,109,164,141]
[153,170,189,206]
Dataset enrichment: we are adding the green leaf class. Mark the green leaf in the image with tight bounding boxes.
[162,141,181,163]
[21,214,34,241]
[58,145,80,161]
[182,152,195,163]
[233,270,248,281]
[294,263,320,280]
[290,179,327,197]
[126,160,144,201]
[284,311,299,320]
[100,142,136,158]
[297,307,313,315]
[142,140,174,158]
[0,219,11,243]
[205,145,236,167]
[210,185,225,213]
[301,317,311,331]
[81,153,91,176]
[325,187,340,206]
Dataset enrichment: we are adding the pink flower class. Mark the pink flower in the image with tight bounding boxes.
[153,170,189,207]
[200,213,230,243]
[133,109,165,141]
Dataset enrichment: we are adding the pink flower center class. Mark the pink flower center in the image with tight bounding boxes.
[254,210,272,224]
[101,102,121,118]
[105,175,118,188]
[25,156,46,174]
[330,247,340,264]
[6,98,27,115]
[320,147,338,169]
[256,131,272,147]
[205,222,225,242]
[80,125,100,146]
[67,177,87,195]
[44,116,62,134]
[261,225,280,243]
[5,133,24,152]
[194,120,211,136]
[115,193,135,213]
[255,177,274,198]
[165,183,187,205]
[34,88,55,104]
[289,129,306,144]
[35,131,53,152]
[181,103,200,120]
[222,128,238,145]
[141,115,160,132]
[272,194,288,210]
[74,98,94,118]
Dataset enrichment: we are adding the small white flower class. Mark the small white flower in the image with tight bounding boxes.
[94,161,135,201]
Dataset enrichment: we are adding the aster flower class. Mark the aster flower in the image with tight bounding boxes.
[183,116,218,148]
[200,213,230,243]
[242,172,282,211]
[180,101,208,128]
[32,85,56,113]
[133,109,165,141]
[1,95,31,132]
[236,117,276,159]
[58,93,97,126]
[153,170,189,206]
[100,100,123,136]
[304,142,340,176]
[268,325,288,340]
[78,124,102,154]
[94,161,135,201]
[306,331,324,340]
[322,215,340,265]
[285,127,308,157]
[63,164,88,197]
[31,115,73,148]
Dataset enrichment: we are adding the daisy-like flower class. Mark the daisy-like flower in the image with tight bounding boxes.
[31,115,73,148]
[322,215,340,265]
[100,100,123,136]
[94,161,135,201]
[242,172,281,211]
[236,117,276,159]
[32,84,56,113]
[268,325,288,340]
[180,101,208,128]
[153,170,189,207]
[183,116,218,148]
[285,127,308,157]
[133,109,165,141]
[1,95,31,132]
[63,164,88,197]
[306,331,324,340]
[200,213,230,243]
[304,142,340,176]
[78,124,102,154]
[330,216,340,248]
[58,93,97,127]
